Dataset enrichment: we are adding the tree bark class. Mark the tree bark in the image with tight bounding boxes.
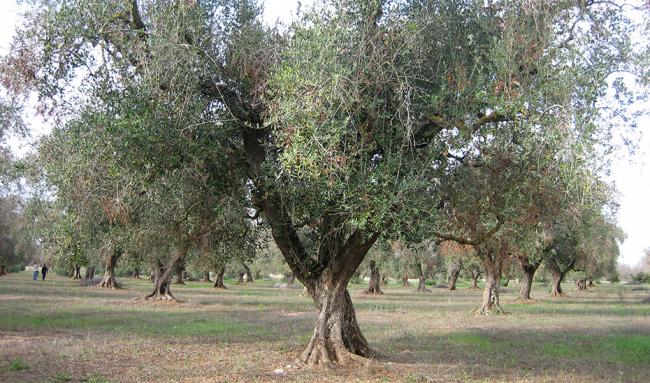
[299,274,377,368]
[575,278,587,291]
[550,270,565,297]
[201,270,212,283]
[70,265,82,280]
[145,244,188,301]
[516,259,539,302]
[415,263,431,293]
[173,261,186,285]
[213,266,227,289]
[97,251,121,288]
[513,256,541,302]
[448,258,462,291]
[502,277,510,287]
[365,261,383,295]
[469,270,481,289]
[401,271,409,287]
[449,269,460,291]
[133,267,141,279]
[243,264,254,283]
[0,265,6,275]
[237,272,245,285]
[587,278,594,288]
[476,254,503,314]
[147,271,154,281]
[84,266,96,280]
[548,258,574,297]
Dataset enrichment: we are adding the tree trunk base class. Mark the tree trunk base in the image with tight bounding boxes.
[95,275,121,289]
[550,291,568,298]
[144,285,182,303]
[213,279,227,289]
[297,289,379,369]
[144,293,182,303]
[474,304,505,315]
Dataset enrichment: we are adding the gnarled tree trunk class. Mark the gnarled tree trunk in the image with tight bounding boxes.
[550,270,564,297]
[299,260,378,368]
[575,278,587,291]
[145,244,188,301]
[97,251,121,288]
[415,263,431,293]
[133,267,141,279]
[449,268,460,291]
[448,259,462,291]
[173,261,186,285]
[201,270,212,283]
[401,271,409,287]
[213,266,227,289]
[147,271,154,281]
[587,278,594,288]
[84,266,96,280]
[243,264,254,283]
[469,270,481,289]
[365,260,383,295]
[548,258,574,298]
[0,265,7,275]
[70,264,82,280]
[516,258,540,302]
[476,254,503,315]
[237,272,245,285]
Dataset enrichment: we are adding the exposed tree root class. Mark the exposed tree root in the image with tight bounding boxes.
[95,275,121,289]
[143,290,183,303]
[474,305,505,315]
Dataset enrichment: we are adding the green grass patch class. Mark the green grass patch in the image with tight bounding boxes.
[9,358,28,371]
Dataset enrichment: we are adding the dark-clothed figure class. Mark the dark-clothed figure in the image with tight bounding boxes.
[41,264,48,281]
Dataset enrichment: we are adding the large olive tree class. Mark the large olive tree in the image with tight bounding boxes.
[3,0,644,368]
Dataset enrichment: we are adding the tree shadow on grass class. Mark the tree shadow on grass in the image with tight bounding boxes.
[374,327,650,382]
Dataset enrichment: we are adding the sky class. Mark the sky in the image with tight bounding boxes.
[0,0,648,267]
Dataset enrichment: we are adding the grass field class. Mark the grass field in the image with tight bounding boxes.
[1,271,649,383]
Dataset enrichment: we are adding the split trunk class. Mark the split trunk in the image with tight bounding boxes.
[145,244,188,301]
[70,265,82,280]
[213,267,227,289]
[84,266,95,280]
[97,251,121,288]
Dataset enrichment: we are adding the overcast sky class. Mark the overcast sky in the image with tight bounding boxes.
[1,0,648,266]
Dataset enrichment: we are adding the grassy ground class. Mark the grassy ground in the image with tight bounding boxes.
[0,271,649,383]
